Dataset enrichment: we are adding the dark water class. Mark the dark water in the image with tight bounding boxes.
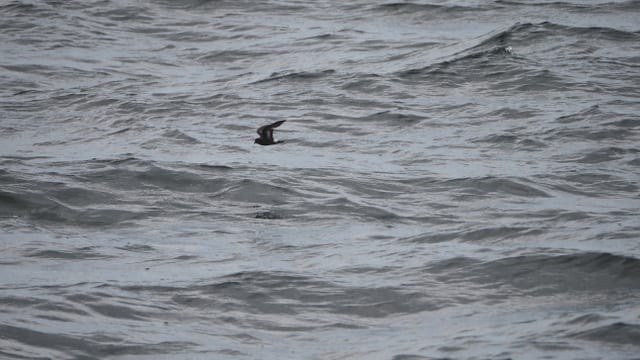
[2,0,640,359]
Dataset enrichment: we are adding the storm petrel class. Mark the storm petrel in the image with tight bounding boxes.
[254,120,286,145]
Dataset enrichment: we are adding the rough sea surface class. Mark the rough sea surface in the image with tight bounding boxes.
[1,1,640,359]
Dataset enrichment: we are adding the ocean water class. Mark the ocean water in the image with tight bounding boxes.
[1,0,640,359]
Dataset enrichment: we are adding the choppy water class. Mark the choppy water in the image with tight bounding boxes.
[2,1,640,359]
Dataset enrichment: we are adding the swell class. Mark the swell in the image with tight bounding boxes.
[0,324,195,359]
[478,21,640,45]
[540,172,639,198]
[544,105,640,145]
[3,154,635,228]
[14,250,635,334]
[395,21,639,89]
[372,2,493,18]
[0,192,148,227]
[394,24,526,88]
[399,176,551,199]
[497,0,640,15]
[443,252,640,296]
[251,69,337,84]
[570,322,640,346]
[127,271,446,320]
[0,158,311,226]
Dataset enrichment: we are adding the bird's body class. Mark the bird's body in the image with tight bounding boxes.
[254,120,286,145]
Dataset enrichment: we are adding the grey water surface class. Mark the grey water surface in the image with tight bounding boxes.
[1,0,640,359]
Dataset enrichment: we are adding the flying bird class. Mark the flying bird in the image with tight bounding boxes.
[254,120,286,145]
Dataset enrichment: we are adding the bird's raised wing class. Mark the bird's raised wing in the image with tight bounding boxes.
[257,120,286,142]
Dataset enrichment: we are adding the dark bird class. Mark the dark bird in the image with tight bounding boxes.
[254,120,286,145]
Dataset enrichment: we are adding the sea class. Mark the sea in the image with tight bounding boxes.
[1,1,639,359]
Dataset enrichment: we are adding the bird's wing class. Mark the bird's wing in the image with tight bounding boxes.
[269,120,286,129]
[256,120,286,142]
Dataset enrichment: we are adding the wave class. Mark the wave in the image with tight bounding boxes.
[396,22,528,72]
[306,196,403,221]
[472,132,548,151]
[0,157,316,226]
[400,176,551,199]
[396,45,523,89]
[140,129,202,149]
[0,2,60,18]
[355,110,425,127]
[0,324,196,359]
[373,2,491,17]
[197,49,272,64]
[543,105,640,144]
[451,252,640,295]
[0,191,146,227]
[90,7,155,23]
[403,225,543,244]
[128,270,445,319]
[250,69,337,84]
[489,21,640,43]
[542,172,639,198]
[396,21,639,90]
[497,0,640,16]
[570,322,640,345]
[74,158,232,193]
[26,247,112,260]
[569,147,637,164]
